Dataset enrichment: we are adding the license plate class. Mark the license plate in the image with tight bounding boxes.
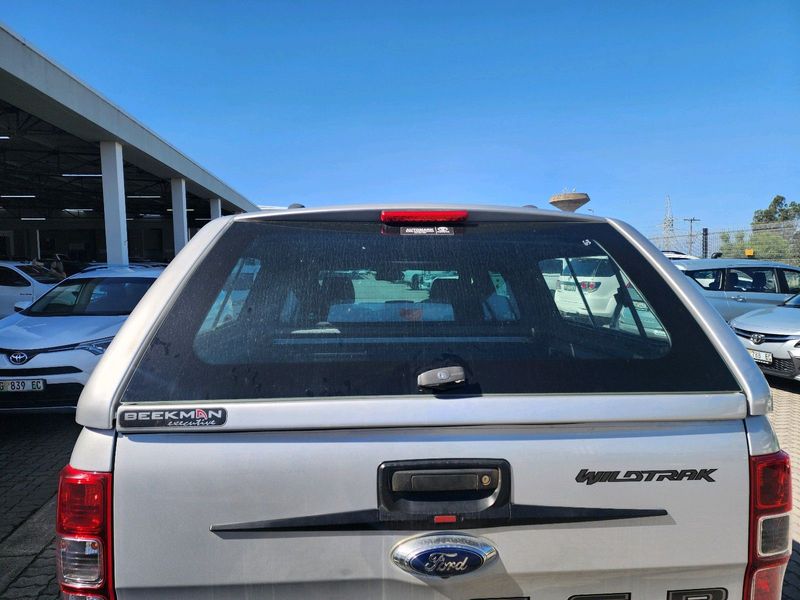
[748,349,773,365]
[0,379,45,392]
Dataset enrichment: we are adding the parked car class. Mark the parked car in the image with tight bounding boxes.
[662,249,699,261]
[0,265,161,410]
[675,258,800,321]
[0,261,60,318]
[58,206,789,600]
[730,293,800,380]
[552,255,619,321]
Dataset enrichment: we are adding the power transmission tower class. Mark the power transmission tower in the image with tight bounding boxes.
[662,195,675,249]
[683,217,700,256]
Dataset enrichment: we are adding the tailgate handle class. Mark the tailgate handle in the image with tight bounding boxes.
[391,469,499,493]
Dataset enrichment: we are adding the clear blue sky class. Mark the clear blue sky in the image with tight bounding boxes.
[3,1,798,233]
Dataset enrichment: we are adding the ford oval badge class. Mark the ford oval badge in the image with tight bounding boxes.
[391,533,497,578]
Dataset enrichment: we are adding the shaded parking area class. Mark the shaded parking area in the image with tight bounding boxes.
[1,384,800,598]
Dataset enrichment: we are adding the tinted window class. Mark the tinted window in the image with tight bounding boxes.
[726,267,778,293]
[16,264,61,284]
[25,277,155,316]
[122,221,737,402]
[781,270,800,294]
[685,269,723,291]
[551,256,667,341]
[0,267,28,287]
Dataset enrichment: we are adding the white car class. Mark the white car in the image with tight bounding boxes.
[552,255,619,320]
[662,250,699,261]
[0,265,161,410]
[0,260,60,317]
[56,206,790,600]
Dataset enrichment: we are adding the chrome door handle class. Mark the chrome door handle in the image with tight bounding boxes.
[733,296,745,302]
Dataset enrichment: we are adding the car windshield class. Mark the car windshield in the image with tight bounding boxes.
[24,277,155,316]
[15,264,61,284]
[122,220,738,402]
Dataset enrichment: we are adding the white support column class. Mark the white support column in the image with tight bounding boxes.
[100,141,128,265]
[209,197,222,220]
[171,177,188,253]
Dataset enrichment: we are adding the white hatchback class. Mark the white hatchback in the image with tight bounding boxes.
[0,265,161,410]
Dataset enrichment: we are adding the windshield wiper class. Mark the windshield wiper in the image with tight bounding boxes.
[417,366,466,390]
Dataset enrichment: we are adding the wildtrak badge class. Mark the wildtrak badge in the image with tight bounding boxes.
[118,408,227,428]
[576,468,717,485]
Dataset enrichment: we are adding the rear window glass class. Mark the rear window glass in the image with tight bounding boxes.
[122,220,737,402]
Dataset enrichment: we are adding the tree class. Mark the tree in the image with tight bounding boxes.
[752,195,800,224]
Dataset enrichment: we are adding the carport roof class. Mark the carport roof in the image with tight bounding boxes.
[0,23,258,213]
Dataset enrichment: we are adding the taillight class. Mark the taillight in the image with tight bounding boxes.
[744,451,792,600]
[56,465,114,600]
[580,280,601,293]
[380,210,468,223]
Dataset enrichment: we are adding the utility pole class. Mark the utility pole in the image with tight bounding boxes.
[683,217,700,256]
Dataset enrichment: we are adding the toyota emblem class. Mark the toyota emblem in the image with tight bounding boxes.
[9,351,29,365]
[750,333,765,345]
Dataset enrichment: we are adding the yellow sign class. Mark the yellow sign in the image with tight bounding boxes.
[745,248,755,257]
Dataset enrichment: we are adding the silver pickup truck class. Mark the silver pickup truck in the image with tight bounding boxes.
[56,205,791,600]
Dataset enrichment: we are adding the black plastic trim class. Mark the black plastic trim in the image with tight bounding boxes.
[210,504,667,533]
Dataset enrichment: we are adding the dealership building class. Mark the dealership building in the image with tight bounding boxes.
[0,24,258,266]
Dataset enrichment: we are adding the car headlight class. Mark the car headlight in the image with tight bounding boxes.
[75,337,115,356]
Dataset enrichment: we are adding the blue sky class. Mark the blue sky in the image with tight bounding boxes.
[3,1,798,233]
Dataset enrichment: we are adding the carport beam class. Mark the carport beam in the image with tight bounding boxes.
[100,141,128,265]
[171,177,188,253]
[210,197,222,220]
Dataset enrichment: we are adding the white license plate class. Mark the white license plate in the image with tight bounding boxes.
[748,349,773,364]
[0,379,45,392]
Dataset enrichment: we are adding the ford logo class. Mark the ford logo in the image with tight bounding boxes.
[391,533,497,578]
[9,351,29,365]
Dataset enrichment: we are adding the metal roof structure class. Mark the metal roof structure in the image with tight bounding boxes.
[0,23,257,263]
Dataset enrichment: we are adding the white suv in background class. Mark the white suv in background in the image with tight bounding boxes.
[0,260,60,317]
[552,255,620,321]
[0,265,161,410]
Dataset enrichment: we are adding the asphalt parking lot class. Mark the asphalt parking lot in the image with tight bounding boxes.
[1,385,800,599]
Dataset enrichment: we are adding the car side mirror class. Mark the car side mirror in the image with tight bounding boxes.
[13,301,31,313]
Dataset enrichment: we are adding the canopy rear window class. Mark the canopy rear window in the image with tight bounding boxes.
[122,220,738,402]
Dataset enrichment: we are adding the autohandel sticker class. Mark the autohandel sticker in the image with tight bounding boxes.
[119,408,227,428]
[400,226,454,236]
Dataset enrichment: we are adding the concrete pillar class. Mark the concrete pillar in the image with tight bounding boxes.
[100,141,128,265]
[171,177,188,253]
[209,197,222,220]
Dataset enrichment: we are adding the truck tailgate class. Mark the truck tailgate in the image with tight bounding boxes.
[113,420,748,599]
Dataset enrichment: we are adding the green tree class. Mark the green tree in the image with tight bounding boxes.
[752,195,800,224]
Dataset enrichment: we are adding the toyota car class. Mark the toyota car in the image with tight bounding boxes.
[0,265,161,410]
[59,206,790,600]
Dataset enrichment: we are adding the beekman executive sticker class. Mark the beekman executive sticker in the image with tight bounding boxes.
[119,408,227,428]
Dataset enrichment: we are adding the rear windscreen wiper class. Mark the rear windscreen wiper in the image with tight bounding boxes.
[417,366,466,390]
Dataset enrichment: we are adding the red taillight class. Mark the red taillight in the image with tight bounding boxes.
[56,465,114,600]
[380,210,468,223]
[744,451,792,600]
[580,281,601,293]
